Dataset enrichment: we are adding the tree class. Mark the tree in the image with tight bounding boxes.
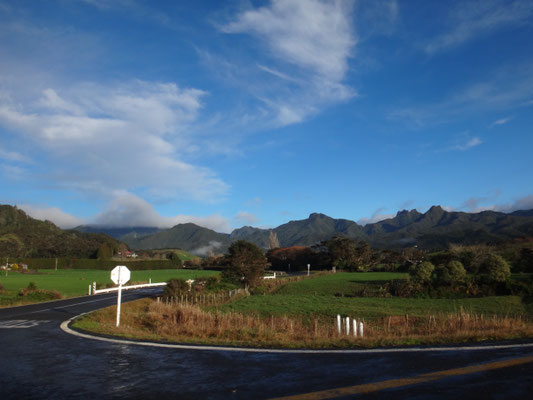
[167,251,183,267]
[517,247,533,273]
[97,243,112,260]
[483,254,511,282]
[409,261,434,284]
[222,240,268,289]
[269,230,280,250]
[322,236,358,270]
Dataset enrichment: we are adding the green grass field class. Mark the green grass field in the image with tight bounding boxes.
[0,269,219,298]
[275,272,408,296]
[218,272,531,320]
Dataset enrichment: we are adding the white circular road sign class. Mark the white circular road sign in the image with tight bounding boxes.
[111,266,131,286]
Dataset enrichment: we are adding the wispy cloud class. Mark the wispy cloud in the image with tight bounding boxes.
[457,193,533,214]
[234,211,259,225]
[215,0,357,127]
[424,0,533,54]
[0,147,29,163]
[191,241,223,257]
[391,61,533,127]
[452,136,482,151]
[490,117,512,127]
[0,81,229,202]
[357,207,395,225]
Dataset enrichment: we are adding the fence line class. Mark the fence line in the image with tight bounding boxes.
[157,288,249,306]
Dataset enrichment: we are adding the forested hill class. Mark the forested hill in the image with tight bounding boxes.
[76,205,533,253]
[0,205,121,258]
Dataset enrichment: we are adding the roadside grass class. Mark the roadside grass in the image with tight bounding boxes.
[73,298,533,349]
[0,269,219,307]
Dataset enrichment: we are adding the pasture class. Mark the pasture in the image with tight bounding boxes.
[0,269,219,305]
[219,272,532,320]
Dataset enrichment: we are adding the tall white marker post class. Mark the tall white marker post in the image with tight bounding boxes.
[111,265,131,327]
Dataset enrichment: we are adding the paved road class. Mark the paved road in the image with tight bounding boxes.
[1,292,532,399]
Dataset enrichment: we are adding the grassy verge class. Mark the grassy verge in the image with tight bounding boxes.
[72,298,533,349]
[71,272,533,349]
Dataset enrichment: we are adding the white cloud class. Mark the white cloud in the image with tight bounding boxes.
[222,0,355,81]
[18,204,85,229]
[218,0,357,127]
[424,0,533,54]
[0,81,229,202]
[234,211,259,225]
[92,192,232,232]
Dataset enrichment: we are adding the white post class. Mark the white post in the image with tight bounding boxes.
[149,278,152,284]
[359,321,364,337]
[93,282,96,294]
[88,285,92,295]
[274,272,276,279]
[353,319,358,337]
[307,264,310,276]
[337,315,342,334]
[116,268,122,327]
[345,317,350,335]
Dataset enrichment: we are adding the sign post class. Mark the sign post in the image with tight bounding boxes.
[111,266,131,327]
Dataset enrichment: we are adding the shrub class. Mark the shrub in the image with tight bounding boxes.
[164,278,189,297]
[446,260,467,283]
[483,254,511,283]
[409,261,434,284]
[432,260,467,286]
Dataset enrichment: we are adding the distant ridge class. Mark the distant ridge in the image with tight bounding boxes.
[0,205,121,258]
[74,206,533,253]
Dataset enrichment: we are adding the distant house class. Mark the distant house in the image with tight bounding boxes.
[117,250,138,259]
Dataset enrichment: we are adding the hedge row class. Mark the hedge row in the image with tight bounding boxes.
[11,258,181,270]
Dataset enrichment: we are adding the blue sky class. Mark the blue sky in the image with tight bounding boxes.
[0,0,532,233]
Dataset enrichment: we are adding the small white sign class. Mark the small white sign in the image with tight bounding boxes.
[111,265,130,286]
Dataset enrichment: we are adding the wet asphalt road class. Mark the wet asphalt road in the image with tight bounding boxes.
[1,292,533,400]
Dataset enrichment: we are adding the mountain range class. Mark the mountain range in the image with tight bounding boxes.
[75,206,533,254]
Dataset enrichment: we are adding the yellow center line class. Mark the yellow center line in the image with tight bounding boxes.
[271,355,533,400]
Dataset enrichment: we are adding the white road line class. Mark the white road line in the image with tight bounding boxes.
[60,315,533,354]
[0,320,53,329]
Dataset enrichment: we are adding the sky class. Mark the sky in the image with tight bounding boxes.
[0,0,532,233]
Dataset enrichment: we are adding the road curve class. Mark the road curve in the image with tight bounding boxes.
[1,292,532,399]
